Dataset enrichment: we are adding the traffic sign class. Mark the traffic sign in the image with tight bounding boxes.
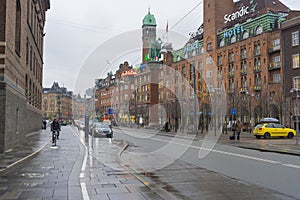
[108,108,114,114]
[230,108,237,115]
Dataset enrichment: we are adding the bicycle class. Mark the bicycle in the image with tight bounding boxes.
[52,130,59,146]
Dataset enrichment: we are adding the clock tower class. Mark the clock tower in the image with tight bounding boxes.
[142,9,157,63]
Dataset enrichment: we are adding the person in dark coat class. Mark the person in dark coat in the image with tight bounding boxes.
[43,120,47,129]
[234,120,243,141]
[51,118,61,142]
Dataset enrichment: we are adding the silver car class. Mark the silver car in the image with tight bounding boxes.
[91,122,113,138]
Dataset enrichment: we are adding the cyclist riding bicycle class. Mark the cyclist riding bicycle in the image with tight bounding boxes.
[51,118,61,143]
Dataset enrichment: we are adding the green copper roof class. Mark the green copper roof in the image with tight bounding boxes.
[142,11,157,27]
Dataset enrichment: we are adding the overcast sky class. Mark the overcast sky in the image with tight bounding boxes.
[43,0,300,94]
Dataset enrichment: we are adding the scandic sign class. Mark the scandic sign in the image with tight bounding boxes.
[224,6,250,24]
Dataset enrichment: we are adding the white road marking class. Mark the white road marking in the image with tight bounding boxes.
[146,136,300,169]
[282,164,300,169]
[71,127,90,200]
[80,182,90,200]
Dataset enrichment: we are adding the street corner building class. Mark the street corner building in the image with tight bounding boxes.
[0,0,50,152]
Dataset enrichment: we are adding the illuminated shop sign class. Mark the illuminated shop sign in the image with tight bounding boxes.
[121,70,137,77]
[224,6,249,24]
[223,25,245,38]
[184,42,199,53]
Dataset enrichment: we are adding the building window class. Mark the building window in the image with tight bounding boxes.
[217,55,222,66]
[293,76,300,89]
[206,71,212,79]
[124,94,128,100]
[206,57,212,64]
[273,74,280,83]
[242,31,249,40]
[219,39,225,47]
[15,0,21,56]
[256,26,263,35]
[241,49,247,59]
[273,39,280,50]
[199,47,204,54]
[274,55,280,63]
[292,31,299,46]
[207,42,212,51]
[198,60,203,71]
[229,52,234,63]
[231,36,236,44]
[292,54,300,69]
[254,44,261,56]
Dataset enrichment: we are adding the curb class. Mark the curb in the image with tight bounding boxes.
[236,145,300,156]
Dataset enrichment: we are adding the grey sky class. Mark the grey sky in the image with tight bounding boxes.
[43,0,300,94]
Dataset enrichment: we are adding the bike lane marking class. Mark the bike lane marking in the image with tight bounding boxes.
[71,127,90,200]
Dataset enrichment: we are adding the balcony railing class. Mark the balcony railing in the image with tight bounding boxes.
[228,71,234,78]
[253,66,261,73]
[239,87,248,93]
[240,69,247,76]
[269,45,280,53]
[253,85,262,92]
[268,62,281,71]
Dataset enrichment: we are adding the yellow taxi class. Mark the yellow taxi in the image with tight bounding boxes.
[253,123,296,139]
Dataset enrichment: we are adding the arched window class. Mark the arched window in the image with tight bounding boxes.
[199,47,204,54]
[242,31,249,40]
[15,0,21,55]
[256,26,263,35]
[219,39,225,47]
[231,36,236,44]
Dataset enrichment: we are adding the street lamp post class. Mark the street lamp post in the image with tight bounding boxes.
[290,88,299,145]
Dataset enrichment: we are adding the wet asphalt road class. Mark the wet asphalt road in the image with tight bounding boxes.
[115,127,300,200]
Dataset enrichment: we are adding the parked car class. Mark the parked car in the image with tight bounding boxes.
[253,123,296,139]
[91,122,113,138]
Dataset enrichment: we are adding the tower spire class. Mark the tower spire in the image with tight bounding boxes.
[148,5,150,14]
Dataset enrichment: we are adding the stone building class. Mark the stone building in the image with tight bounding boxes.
[72,94,85,121]
[42,82,73,123]
[0,0,50,152]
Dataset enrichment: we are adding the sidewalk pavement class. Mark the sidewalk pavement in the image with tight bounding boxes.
[0,126,163,200]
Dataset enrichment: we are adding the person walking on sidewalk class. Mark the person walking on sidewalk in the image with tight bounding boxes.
[235,119,243,141]
[51,118,61,142]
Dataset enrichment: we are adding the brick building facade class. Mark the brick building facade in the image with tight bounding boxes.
[94,1,300,131]
[281,17,300,128]
[0,0,50,152]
